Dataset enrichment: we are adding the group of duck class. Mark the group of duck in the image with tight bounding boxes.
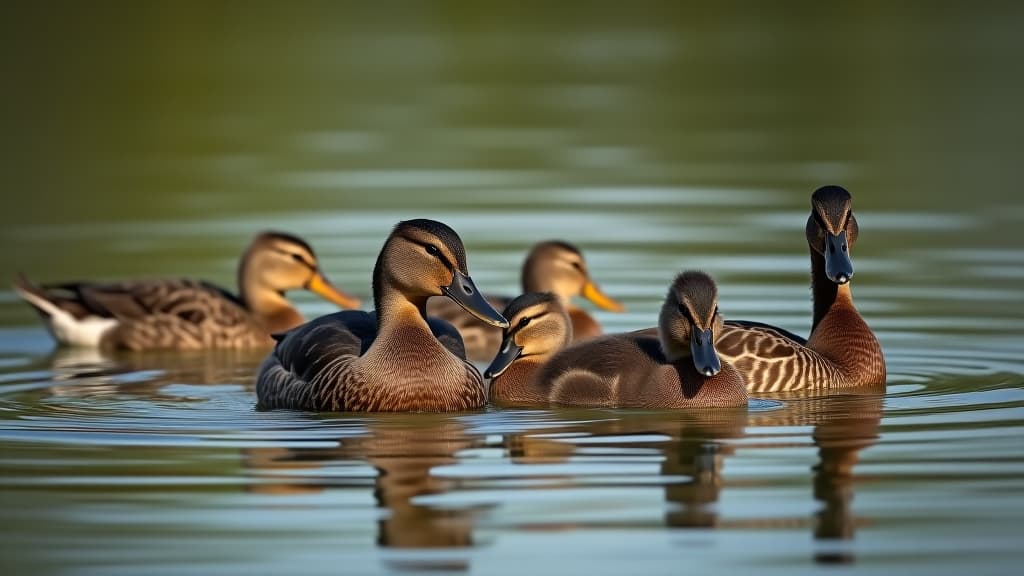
[14,185,885,412]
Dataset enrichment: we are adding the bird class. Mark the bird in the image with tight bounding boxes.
[426,240,624,361]
[13,231,360,350]
[256,218,509,412]
[714,185,886,392]
[488,270,748,409]
[484,292,573,407]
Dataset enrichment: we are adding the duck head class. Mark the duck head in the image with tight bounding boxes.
[806,185,860,285]
[658,270,725,377]
[521,241,624,312]
[377,219,508,327]
[239,231,361,310]
[484,292,572,379]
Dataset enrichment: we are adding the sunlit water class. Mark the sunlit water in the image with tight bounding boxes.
[3,4,1024,576]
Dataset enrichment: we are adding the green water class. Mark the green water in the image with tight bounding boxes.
[2,3,1023,575]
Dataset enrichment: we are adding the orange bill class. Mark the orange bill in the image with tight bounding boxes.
[581,280,625,312]
[307,272,362,309]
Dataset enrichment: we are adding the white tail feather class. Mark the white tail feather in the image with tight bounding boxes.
[13,284,117,347]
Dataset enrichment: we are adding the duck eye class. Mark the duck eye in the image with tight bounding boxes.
[518,317,532,329]
[677,303,690,319]
[291,253,309,266]
[426,245,441,256]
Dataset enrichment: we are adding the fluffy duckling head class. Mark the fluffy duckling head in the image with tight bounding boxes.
[657,270,725,376]
[484,292,572,379]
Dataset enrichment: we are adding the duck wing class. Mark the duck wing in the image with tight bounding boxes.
[716,321,847,392]
[257,311,369,410]
[723,320,807,346]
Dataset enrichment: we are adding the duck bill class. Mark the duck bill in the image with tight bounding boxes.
[442,270,509,328]
[690,327,722,377]
[307,272,361,309]
[581,280,625,312]
[824,230,854,285]
[484,335,523,379]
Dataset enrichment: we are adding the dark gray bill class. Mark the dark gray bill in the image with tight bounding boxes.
[690,327,722,377]
[484,334,523,379]
[441,270,509,328]
[824,230,854,285]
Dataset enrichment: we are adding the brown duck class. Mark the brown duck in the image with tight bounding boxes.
[484,292,573,407]
[13,231,360,350]
[714,185,886,392]
[487,271,747,409]
[256,219,509,412]
[426,240,624,361]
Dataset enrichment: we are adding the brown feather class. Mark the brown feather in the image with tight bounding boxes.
[256,220,488,412]
[491,272,747,409]
[715,186,885,392]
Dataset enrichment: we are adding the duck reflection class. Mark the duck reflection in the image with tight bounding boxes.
[24,346,266,398]
[751,390,884,564]
[499,389,882,560]
[812,394,883,563]
[500,408,748,529]
[244,416,483,571]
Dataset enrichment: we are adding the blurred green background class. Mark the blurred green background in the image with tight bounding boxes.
[4,1,1022,225]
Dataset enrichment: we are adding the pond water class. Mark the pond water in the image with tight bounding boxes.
[2,3,1024,576]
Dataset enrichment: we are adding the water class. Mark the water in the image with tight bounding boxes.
[2,3,1024,575]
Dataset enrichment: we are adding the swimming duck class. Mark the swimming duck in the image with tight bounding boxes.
[427,240,624,361]
[14,231,361,350]
[714,185,886,392]
[489,271,747,409]
[256,219,509,412]
[484,292,573,407]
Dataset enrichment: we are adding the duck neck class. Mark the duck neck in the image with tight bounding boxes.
[368,257,443,357]
[373,290,438,350]
[808,247,885,386]
[238,260,302,333]
[810,249,842,333]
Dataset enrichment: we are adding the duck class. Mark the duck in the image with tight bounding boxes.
[13,231,361,350]
[488,270,747,409]
[426,240,624,361]
[256,218,509,412]
[714,185,886,392]
[484,292,573,407]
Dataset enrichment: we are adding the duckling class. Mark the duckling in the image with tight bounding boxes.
[715,185,886,391]
[484,292,573,407]
[491,271,747,409]
[427,240,624,361]
[13,231,360,350]
[256,219,509,412]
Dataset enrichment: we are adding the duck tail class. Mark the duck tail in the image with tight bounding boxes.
[12,273,61,318]
[12,273,115,347]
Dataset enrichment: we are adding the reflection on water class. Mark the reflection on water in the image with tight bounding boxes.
[0,345,1020,575]
[246,418,479,571]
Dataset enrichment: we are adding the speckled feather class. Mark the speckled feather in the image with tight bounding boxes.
[23,278,269,350]
[256,219,488,412]
[257,311,485,411]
